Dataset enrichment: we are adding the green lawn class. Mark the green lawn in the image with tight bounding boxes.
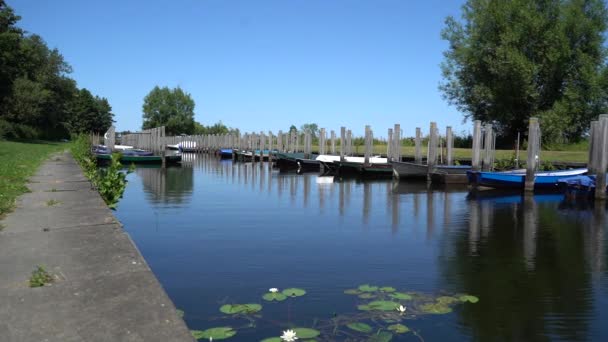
[0,140,68,218]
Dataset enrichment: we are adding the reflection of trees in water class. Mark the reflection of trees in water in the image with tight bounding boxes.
[137,166,194,204]
[439,195,604,341]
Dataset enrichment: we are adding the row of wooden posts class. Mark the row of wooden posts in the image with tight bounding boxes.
[108,115,608,198]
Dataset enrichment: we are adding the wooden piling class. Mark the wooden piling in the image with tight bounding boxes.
[364,125,372,165]
[319,128,326,155]
[340,127,346,161]
[415,127,422,164]
[524,117,540,192]
[393,124,401,162]
[595,115,608,200]
[588,121,598,175]
[387,128,393,161]
[346,130,352,156]
[471,120,482,171]
[330,130,336,154]
[427,122,438,180]
[446,126,453,166]
[482,124,494,171]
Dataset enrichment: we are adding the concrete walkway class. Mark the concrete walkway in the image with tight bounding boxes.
[0,151,194,342]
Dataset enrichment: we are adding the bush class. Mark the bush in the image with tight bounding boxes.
[0,119,40,140]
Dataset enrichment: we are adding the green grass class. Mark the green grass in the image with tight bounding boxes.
[0,140,68,218]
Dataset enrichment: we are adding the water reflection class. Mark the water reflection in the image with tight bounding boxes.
[441,192,607,341]
[137,165,194,204]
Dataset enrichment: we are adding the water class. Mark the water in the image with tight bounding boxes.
[114,155,608,341]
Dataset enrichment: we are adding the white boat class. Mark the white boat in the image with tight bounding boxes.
[392,161,471,179]
[167,141,198,152]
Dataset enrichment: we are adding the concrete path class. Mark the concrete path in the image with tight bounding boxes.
[0,151,194,342]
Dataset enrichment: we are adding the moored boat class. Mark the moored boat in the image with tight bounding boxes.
[218,148,234,159]
[392,161,471,181]
[467,168,588,190]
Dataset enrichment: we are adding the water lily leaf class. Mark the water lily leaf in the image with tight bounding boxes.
[358,284,379,292]
[389,292,412,300]
[358,293,375,299]
[176,309,184,318]
[368,331,393,342]
[282,288,306,297]
[344,289,361,295]
[357,305,372,311]
[380,287,396,293]
[388,324,410,334]
[366,300,400,311]
[219,304,262,314]
[191,327,236,340]
[293,328,320,338]
[263,292,287,301]
[459,295,479,303]
[420,303,453,314]
[437,296,459,305]
[260,338,282,342]
[347,322,373,333]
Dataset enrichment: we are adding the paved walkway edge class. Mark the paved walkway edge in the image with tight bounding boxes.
[0,151,194,342]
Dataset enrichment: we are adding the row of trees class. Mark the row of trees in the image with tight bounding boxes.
[0,1,113,140]
[441,0,608,144]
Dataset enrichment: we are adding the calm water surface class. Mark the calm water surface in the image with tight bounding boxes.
[115,155,608,341]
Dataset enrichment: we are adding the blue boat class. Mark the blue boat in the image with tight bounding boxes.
[467,168,588,190]
[558,174,607,198]
[218,148,233,159]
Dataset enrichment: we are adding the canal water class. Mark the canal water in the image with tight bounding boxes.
[115,155,608,342]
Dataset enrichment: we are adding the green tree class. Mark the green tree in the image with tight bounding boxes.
[441,0,608,143]
[0,0,23,114]
[68,88,113,134]
[142,86,195,135]
[300,123,319,138]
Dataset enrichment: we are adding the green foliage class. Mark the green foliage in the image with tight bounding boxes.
[263,292,287,301]
[358,284,379,292]
[459,295,480,303]
[0,2,112,138]
[142,86,195,135]
[292,328,320,338]
[45,199,60,206]
[441,0,608,143]
[282,288,306,297]
[368,331,393,342]
[387,323,410,334]
[71,135,131,209]
[29,265,53,287]
[194,121,238,135]
[389,292,412,300]
[347,322,373,333]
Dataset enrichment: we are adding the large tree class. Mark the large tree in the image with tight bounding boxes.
[440,0,608,143]
[142,86,195,135]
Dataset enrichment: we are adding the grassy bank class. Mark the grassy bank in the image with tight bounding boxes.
[0,140,68,218]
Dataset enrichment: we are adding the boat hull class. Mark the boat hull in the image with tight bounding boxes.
[468,169,588,190]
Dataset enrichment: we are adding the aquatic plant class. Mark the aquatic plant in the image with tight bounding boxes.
[191,327,236,340]
[29,265,53,288]
[282,288,306,297]
[397,305,406,314]
[280,329,297,341]
[219,303,262,315]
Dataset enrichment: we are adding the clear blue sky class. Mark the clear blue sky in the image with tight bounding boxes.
[10,0,468,137]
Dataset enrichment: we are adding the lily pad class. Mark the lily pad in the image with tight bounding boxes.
[368,331,393,342]
[459,295,479,303]
[219,303,262,315]
[389,292,412,300]
[344,289,361,295]
[437,296,459,305]
[357,304,372,311]
[366,300,400,311]
[358,284,379,292]
[420,303,453,314]
[260,338,282,342]
[176,309,184,317]
[347,322,373,333]
[380,287,396,293]
[263,292,287,301]
[293,328,320,338]
[191,327,236,340]
[282,288,306,297]
[358,293,375,299]
[388,324,410,334]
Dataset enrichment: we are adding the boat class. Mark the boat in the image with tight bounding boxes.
[94,145,181,165]
[467,168,588,190]
[275,152,317,171]
[558,174,607,199]
[235,150,272,162]
[319,155,388,176]
[167,141,198,152]
[392,161,471,182]
[335,159,392,178]
[217,148,234,159]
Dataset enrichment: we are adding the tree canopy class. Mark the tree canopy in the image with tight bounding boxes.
[440,0,608,143]
[142,86,195,135]
[0,1,113,139]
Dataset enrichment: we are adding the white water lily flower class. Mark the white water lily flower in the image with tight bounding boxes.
[281,329,298,341]
[397,305,406,314]
[269,288,279,293]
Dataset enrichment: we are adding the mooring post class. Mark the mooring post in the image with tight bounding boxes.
[387,128,393,161]
[346,130,352,156]
[394,124,401,162]
[446,126,453,166]
[415,127,422,164]
[330,130,336,155]
[427,122,438,181]
[319,128,326,155]
[595,114,608,200]
[364,125,372,165]
[524,117,540,192]
[482,124,493,171]
[471,120,482,171]
[340,127,346,161]
[588,121,598,175]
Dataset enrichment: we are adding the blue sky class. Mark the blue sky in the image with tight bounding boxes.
[10,0,468,137]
